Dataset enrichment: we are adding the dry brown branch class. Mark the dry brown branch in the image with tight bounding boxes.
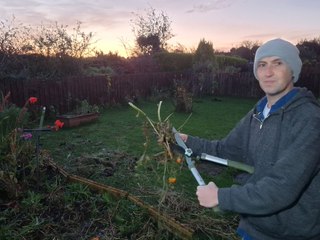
[45,157,194,240]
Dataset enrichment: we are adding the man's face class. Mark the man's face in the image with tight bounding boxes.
[256,56,294,101]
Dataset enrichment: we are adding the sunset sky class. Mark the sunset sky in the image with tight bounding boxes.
[1,0,320,57]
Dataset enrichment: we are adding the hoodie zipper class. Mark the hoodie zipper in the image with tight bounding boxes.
[253,113,268,129]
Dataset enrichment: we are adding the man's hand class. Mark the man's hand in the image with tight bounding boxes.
[179,133,188,142]
[196,182,219,208]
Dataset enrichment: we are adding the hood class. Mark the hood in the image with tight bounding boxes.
[282,87,320,112]
[254,87,320,116]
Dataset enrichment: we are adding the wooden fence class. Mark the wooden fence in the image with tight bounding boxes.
[0,72,174,113]
[1,69,319,114]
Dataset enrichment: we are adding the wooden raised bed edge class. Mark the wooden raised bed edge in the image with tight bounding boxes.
[45,157,194,240]
[56,112,99,128]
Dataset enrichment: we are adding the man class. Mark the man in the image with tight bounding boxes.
[181,38,320,240]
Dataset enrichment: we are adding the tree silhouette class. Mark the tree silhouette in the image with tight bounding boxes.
[131,7,174,55]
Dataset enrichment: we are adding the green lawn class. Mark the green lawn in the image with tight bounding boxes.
[44,96,256,157]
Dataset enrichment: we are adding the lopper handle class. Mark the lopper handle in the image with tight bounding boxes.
[190,167,206,186]
[228,160,254,174]
[191,169,222,213]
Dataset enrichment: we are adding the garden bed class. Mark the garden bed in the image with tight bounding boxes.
[0,162,167,239]
[0,150,238,240]
[56,112,99,128]
[1,97,255,239]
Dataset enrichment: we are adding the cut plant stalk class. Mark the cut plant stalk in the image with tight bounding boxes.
[128,101,174,159]
[129,101,178,207]
[36,106,46,184]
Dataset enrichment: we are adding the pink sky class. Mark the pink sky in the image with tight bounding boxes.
[1,0,319,57]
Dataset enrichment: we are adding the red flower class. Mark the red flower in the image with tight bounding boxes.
[28,97,38,104]
[54,120,64,130]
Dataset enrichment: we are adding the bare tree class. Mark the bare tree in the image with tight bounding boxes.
[31,21,95,58]
[240,40,260,50]
[131,7,174,55]
[230,40,260,61]
[0,16,32,77]
[0,18,96,79]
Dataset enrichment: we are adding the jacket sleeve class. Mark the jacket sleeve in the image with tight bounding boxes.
[218,112,320,215]
[186,110,253,163]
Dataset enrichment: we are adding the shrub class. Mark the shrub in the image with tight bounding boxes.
[153,52,193,72]
[216,55,248,73]
[0,93,62,200]
[0,92,36,200]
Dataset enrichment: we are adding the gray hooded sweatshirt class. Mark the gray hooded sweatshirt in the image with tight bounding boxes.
[186,87,320,240]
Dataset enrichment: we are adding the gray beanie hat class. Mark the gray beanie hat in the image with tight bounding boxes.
[253,38,302,82]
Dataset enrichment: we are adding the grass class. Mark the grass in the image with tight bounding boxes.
[44,96,255,158]
[42,96,256,191]
[11,96,257,239]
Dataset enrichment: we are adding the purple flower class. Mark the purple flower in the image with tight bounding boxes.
[21,132,33,140]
